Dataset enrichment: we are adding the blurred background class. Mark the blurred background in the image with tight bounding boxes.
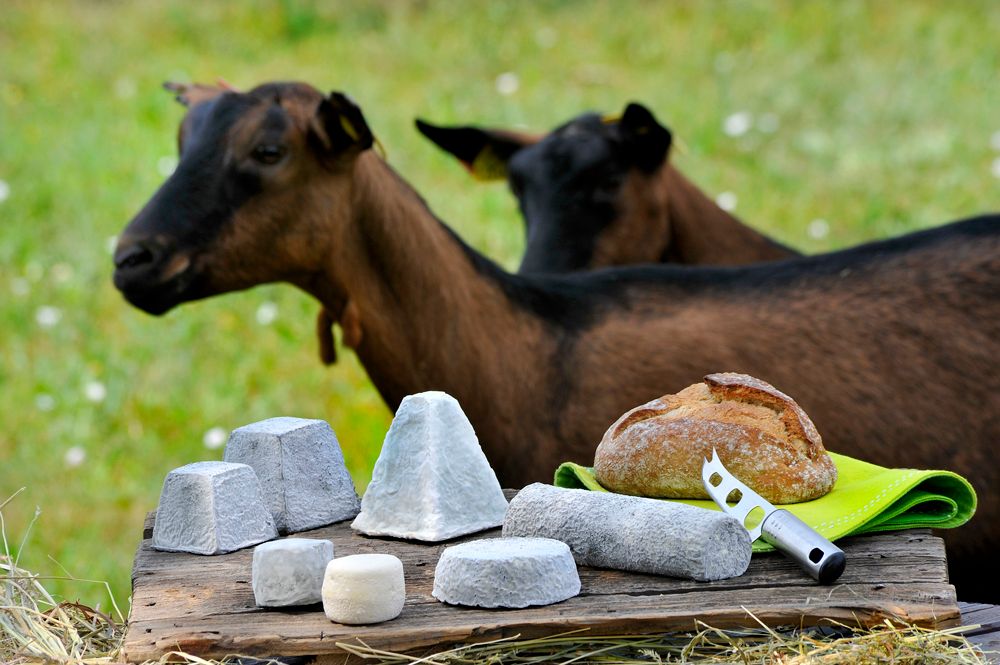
[0,0,997,613]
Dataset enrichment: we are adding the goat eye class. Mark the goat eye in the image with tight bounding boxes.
[251,144,286,165]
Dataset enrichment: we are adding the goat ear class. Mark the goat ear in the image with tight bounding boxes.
[414,119,538,181]
[619,102,672,172]
[163,80,235,108]
[312,91,374,154]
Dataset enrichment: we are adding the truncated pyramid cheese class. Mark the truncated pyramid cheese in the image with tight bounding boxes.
[433,537,580,608]
[351,391,508,542]
[152,461,277,555]
[225,417,360,534]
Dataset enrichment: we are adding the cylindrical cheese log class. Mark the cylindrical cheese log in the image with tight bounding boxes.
[502,483,751,582]
[433,537,580,608]
[322,554,405,624]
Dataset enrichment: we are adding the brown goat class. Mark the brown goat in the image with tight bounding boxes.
[113,82,1000,600]
[416,107,797,273]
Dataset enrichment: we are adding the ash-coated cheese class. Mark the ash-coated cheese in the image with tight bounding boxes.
[432,537,580,608]
[152,461,277,555]
[322,554,405,625]
[251,538,334,607]
[351,391,508,542]
[503,483,752,582]
[225,417,360,534]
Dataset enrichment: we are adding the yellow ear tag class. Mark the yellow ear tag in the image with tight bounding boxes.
[601,113,622,124]
[470,146,508,181]
[339,114,360,142]
[373,135,388,160]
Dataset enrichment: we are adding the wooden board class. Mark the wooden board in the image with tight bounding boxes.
[124,503,959,664]
[959,602,1000,660]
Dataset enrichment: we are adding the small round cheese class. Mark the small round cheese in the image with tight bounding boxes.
[322,554,405,624]
[432,537,580,608]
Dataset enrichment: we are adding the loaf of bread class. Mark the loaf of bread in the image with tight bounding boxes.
[593,373,836,504]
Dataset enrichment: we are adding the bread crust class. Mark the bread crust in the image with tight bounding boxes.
[593,373,836,503]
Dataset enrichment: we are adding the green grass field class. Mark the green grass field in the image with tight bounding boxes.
[1,1,998,612]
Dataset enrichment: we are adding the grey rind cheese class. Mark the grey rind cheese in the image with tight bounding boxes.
[502,483,751,582]
[152,461,278,555]
[351,391,508,542]
[225,417,360,534]
[252,538,334,607]
[433,537,580,608]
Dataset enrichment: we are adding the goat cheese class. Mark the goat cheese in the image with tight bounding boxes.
[152,461,277,555]
[503,483,752,582]
[433,537,580,608]
[225,417,360,534]
[351,391,508,541]
[322,554,405,624]
[252,538,334,607]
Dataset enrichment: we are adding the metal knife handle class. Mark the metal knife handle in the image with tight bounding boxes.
[761,509,846,584]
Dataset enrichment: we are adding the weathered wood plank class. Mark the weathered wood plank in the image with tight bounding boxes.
[125,511,959,663]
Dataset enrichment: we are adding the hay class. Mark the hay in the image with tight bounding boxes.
[0,489,993,664]
[335,619,989,665]
[0,489,123,664]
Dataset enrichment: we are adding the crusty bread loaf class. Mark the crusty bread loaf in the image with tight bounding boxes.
[593,373,836,504]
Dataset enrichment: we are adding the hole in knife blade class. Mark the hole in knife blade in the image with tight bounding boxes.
[708,472,723,487]
[725,488,743,505]
[744,506,765,531]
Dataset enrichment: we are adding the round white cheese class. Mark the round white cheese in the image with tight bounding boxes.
[322,554,405,624]
[432,537,580,608]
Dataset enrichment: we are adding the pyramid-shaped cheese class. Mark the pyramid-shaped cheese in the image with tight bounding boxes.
[351,391,508,541]
[224,417,360,534]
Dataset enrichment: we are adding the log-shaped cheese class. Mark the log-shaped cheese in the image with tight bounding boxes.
[502,483,751,582]
[433,537,580,608]
[322,554,405,624]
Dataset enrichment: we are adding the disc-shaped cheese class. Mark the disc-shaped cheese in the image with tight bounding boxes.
[432,537,580,608]
[322,554,405,624]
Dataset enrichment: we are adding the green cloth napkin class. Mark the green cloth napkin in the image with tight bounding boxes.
[553,453,976,552]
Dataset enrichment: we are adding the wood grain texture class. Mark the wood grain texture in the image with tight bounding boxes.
[125,509,960,663]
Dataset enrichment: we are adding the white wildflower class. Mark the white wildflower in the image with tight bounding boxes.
[35,306,62,328]
[35,394,56,412]
[808,218,830,239]
[84,380,107,403]
[715,191,738,212]
[495,72,520,96]
[723,111,753,138]
[203,427,228,450]
[255,301,278,326]
[0,179,9,204]
[64,446,86,468]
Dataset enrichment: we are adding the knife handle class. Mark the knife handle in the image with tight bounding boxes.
[761,509,846,584]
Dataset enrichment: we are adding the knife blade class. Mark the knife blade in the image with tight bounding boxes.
[701,448,846,584]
